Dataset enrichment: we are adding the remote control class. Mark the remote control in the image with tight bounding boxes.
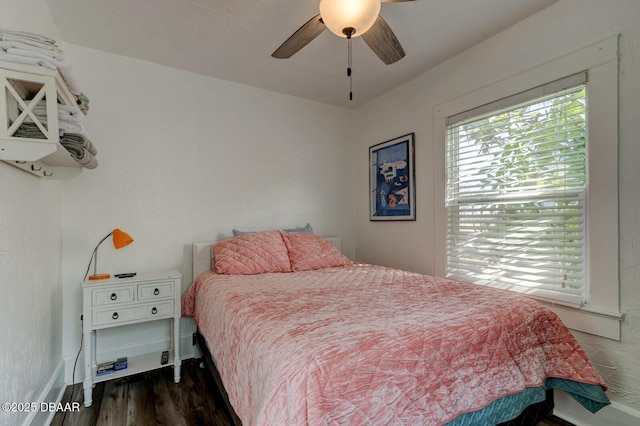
[115,273,137,278]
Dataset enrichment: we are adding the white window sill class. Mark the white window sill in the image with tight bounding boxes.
[534,299,623,341]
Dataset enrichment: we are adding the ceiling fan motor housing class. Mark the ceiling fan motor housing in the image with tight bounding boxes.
[319,0,381,38]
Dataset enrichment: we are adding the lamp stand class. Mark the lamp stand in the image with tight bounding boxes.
[87,231,114,281]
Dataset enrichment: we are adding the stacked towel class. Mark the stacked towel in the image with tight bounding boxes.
[13,122,46,139]
[27,102,89,135]
[0,29,89,113]
[60,133,98,169]
[17,100,98,169]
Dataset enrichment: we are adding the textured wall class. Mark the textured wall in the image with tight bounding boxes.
[0,170,63,426]
[0,1,65,425]
[354,0,640,420]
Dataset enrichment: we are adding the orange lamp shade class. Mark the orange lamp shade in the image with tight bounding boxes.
[112,228,134,249]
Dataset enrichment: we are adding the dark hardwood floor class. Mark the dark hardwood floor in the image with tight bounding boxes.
[52,357,572,426]
[51,358,233,426]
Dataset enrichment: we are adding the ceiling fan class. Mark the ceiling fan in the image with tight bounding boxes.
[272,0,415,65]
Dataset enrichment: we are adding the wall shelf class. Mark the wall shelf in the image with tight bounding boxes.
[0,61,86,179]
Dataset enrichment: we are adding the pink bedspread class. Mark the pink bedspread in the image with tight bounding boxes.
[182,264,606,425]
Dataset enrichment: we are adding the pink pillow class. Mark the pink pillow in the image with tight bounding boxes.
[280,231,352,271]
[214,231,291,275]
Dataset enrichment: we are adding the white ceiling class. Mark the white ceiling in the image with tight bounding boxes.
[45,0,557,108]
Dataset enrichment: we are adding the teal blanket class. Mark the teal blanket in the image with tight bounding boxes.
[446,378,610,425]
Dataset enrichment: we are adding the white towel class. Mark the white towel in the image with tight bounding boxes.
[55,60,81,96]
[57,103,83,117]
[0,39,62,56]
[4,47,80,95]
[6,47,69,66]
[0,29,58,47]
[59,120,88,136]
[0,51,57,69]
[1,28,88,115]
[21,115,87,137]
[0,37,81,96]
[31,103,84,120]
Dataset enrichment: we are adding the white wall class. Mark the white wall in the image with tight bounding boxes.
[353,0,640,423]
[0,1,67,425]
[59,44,355,380]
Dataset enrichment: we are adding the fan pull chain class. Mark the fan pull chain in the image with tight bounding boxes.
[344,28,355,101]
[348,35,353,101]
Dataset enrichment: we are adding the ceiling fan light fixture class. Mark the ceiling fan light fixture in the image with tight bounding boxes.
[319,0,381,38]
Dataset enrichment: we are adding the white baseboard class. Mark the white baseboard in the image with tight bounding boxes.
[21,360,65,426]
[554,390,640,426]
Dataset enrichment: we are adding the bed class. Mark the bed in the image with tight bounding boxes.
[182,231,610,425]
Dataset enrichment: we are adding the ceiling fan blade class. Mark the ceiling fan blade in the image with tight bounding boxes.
[361,15,405,65]
[272,14,326,59]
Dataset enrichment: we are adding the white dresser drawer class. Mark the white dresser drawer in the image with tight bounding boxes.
[92,285,134,306]
[93,300,174,326]
[138,281,174,300]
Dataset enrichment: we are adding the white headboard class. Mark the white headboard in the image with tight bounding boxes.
[192,237,342,279]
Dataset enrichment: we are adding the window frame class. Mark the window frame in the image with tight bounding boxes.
[433,36,622,340]
[445,76,589,306]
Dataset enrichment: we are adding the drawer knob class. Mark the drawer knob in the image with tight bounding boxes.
[112,312,119,320]
[110,293,117,301]
[154,288,160,296]
[151,307,158,315]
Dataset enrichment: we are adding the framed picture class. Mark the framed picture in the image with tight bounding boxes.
[369,133,416,221]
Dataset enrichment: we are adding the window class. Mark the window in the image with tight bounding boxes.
[445,73,587,307]
[434,36,621,339]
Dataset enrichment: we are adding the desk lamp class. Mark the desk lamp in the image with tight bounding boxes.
[84,228,134,281]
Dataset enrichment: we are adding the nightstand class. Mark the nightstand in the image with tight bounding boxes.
[81,270,182,407]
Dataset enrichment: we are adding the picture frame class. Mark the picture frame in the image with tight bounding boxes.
[369,133,416,221]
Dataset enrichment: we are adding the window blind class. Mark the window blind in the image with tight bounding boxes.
[445,73,588,306]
